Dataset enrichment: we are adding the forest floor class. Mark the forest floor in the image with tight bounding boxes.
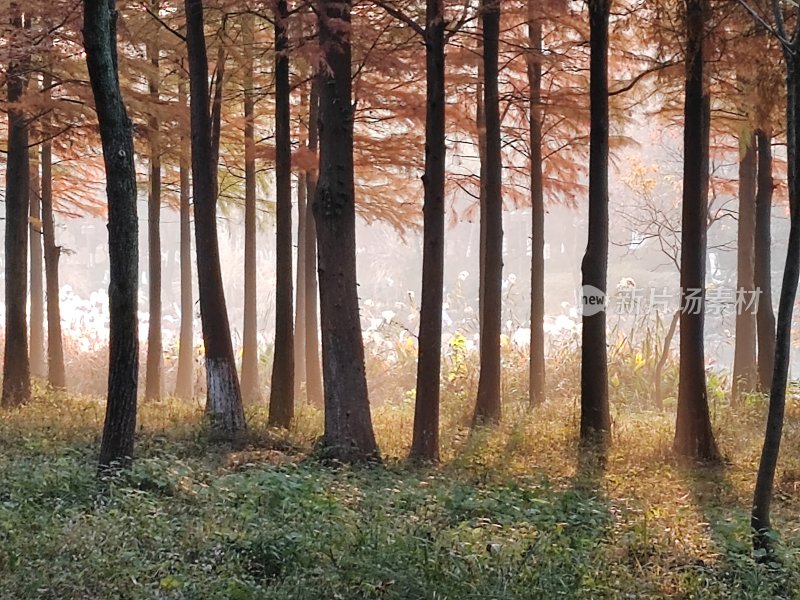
[1,388,800,599]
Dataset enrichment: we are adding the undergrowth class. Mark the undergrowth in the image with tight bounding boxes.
[1,346,799,598]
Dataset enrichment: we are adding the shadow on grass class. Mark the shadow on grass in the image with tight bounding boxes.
[678,458,799,598]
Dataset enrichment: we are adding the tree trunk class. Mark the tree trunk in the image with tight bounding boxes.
[410,0,446,462]
[29,150,46,379]
[315,0,379,461]
[754,129,775,394]
[528,0,546,406]
[2,6,31,409]
[174,78,194,401]
[145,23,162,402]
[732,133,758,403]
[654,310,680,411]
[477,32,487,343]
[751,42,800,554]
[185,0,246,437]
[83,0,140,469]
[41,73,66,391]
[240,12,261,404]
[472,0,503,427]
[674,0,719,461]
[295,171,308,401]
[580,0,611,439]
[269,0,295,428]
[305,78,324,408]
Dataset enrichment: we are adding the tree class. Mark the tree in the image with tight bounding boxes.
[746,0,800,554]
[185,0,246,436]
[83,0,140,469]
[29,150,46,379]
[269,0,295,428]
[473,0,503,427]
[145,8,163,402]
[673,0,719,461]
[314,0,379,461]
[240,12,261,405]
[528,0,545,407]
[580,0,611,440]
[3,5,31,409]
[731,132,758,402]
[41,73,66,391]
[754,128,775,394]
[174,77,194,400]
[408,0,446,461]
[304,78,324,408]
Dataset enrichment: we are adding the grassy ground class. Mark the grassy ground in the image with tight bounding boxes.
[1,386,800,599]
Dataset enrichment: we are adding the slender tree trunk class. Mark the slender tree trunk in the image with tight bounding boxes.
[174,79,194,400]
[580,0,611,439]
[315,0,379,460]
[473,0,503,426]
[240,13,261,404]
[654,310,680,411]
[269,0,295,428]
[528,0,545,406]
[2,6,31,409]
[29,150,46,379]
[477,32,487,343]
[751,39,800,553]
[145,23,162,402]
[674,0,719,461]
[305,79,324,408]
[754,129,775,394]
[732,133,758,403]
[295,171,308,400]
[41,73,66,390]
[185,0,246,436]
[83,0,140,469]
[410,0,446,462]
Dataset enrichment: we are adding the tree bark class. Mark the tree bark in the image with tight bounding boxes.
[580,0,611,439]
[174,78,194,401]
[674,0,719,461]
[145,20,162,402]
[472,0,503,427]
[41,72,66,391]
[305,78,324,408]
[477,31,487,344]
[295,171,308,400]
[83,0,140,469]
[315,0,379,460]
[2,6,31,409]
[732,133,758,403]
[754,129,775,394]
[29,149,46,379]
[185,0,246,436]
[410,0,446,462]
[240,12,261,404]
[528,0,546,407]
[269,0,295,428]
[751,32,800,553]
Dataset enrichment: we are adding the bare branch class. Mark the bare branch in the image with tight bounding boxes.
[370,0,424,37]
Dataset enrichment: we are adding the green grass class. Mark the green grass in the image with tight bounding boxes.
[1,387,800,599]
